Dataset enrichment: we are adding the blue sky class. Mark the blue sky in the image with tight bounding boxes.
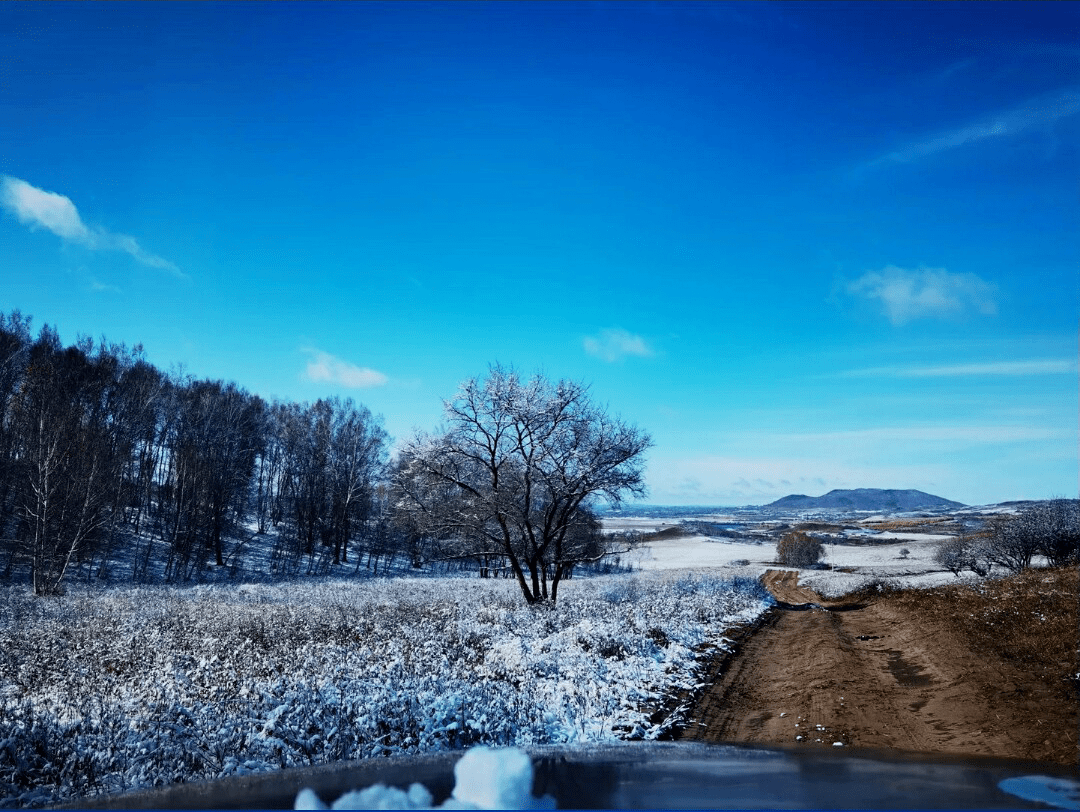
[2,1,1077,506]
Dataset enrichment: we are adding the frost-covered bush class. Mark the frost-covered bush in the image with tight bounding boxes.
[599,577,642,604]
[935,536,992,577]
[731,576,773,603]
[776,531,823,568]
[669,573,771,605]
[0,573,770,808]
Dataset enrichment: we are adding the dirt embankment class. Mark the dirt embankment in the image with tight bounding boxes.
[676,567,1079,766]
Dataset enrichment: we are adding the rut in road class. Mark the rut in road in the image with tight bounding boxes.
[677,569,1055,760]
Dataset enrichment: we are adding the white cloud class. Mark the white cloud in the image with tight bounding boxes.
[1,175,183,277]
[872,86,1080,165]
[1,175,94,243]
[773,426,1067,444]
[583,328,654,362]
[303,349,388,388]
[847,266,997,324]
[841,359,1076,378]
[108,233,180,273]
[89,279,122,295]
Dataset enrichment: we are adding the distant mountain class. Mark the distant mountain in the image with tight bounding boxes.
[764,488,965,511]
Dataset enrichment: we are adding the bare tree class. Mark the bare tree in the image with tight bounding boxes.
[934,534,992,577]
[395,367,650,604]
[1025,498,1080,568]
[0,309,395,587]
[325,398,388,566]
[11,329,121,594]
[979,512,1042,574]
[0,311,33,575]
[274,400,333,573]
[162,379,262,580]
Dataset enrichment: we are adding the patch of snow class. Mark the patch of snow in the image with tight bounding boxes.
[627,536,769,571]
[600,517,679,534]
[295,746,556,809]
[871,532,954,542]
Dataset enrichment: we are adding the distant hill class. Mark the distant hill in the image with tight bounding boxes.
[764,488,965,511]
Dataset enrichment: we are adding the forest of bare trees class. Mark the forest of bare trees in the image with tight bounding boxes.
[0,311,392,594]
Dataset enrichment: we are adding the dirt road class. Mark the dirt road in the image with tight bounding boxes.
[676,569,1078,765]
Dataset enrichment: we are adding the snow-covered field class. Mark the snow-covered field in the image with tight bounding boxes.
[0,571,771,808]
[626,537,769,572]
[621,517,965,597]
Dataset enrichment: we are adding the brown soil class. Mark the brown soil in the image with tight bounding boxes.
[675,567,1080,766]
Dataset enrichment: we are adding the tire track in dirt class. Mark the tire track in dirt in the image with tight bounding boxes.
[677,569,1068,761]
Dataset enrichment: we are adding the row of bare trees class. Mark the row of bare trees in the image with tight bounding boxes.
[0,312,389,594]
[936,499,1079,577]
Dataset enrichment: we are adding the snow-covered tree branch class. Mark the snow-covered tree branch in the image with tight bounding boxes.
[394,367,651,604]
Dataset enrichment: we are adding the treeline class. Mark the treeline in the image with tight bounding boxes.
[0,311,390,594]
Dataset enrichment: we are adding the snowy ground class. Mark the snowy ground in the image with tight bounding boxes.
[617,512,968,598]
[626,537,769,573]
[0,571,771,808]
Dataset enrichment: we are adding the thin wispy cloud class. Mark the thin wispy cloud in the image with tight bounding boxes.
[0,176,184,277]
[841,359,1076,378]
[583,328,654,362]
[871,86,1080,166]
[649,454,949,505]
[303,348,388,388]
[774,426,1066,444]
[89,279,122,295]
[848,266,997,324]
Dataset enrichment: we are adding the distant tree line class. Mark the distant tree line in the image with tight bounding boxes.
[0,312,645,600]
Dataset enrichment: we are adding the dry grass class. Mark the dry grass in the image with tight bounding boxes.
[640,526,692,541]
[859,517,953,531]
[793,522,845,533]
[897,567,1077,682]
[885,566,1079,763]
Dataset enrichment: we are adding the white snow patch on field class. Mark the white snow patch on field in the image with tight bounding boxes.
[624,527,961,598]
[600,517,680,534]
[870,531,955,542]
[627,536,770,571]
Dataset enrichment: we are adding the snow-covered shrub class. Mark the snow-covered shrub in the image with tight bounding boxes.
[599,576,642,603]
[0,573,771,808]
[730,575,772,604]
[668,573,770,604]
[776,531,823,568]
